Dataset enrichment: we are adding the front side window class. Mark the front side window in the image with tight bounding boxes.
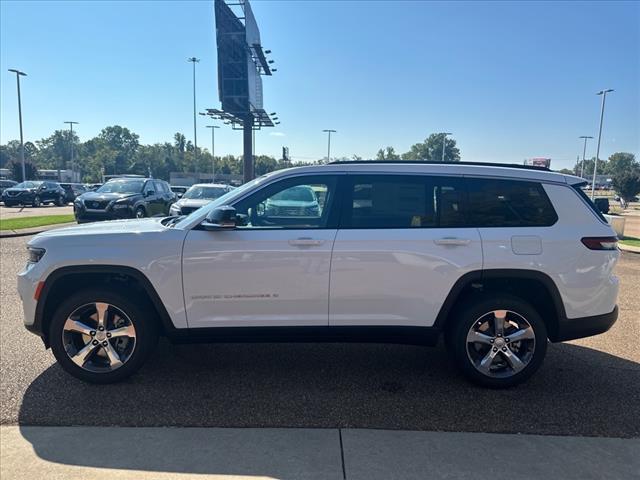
[233,175,337,229]
[341,175,466,229]
[465,178,557,227]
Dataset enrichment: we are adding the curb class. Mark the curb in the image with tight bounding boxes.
[619,243,640,254]
[0,222,76,239]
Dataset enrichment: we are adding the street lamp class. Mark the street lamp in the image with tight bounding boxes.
[322,129,336,163]
[205,125,220,182]
[188,57,200,174]
[441,132,452,162]
[64,121,79,181]
[8,69,27,181]
[578,135,593,179]
[592,89,614,199]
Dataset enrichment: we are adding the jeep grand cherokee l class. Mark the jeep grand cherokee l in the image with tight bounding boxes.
[74,177,174,223]
[18,162,619,387]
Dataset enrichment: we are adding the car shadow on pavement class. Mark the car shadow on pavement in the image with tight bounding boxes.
[17,340,640,475]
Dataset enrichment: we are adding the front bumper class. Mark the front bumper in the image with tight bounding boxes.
[74,205,134,223]
[554,306,618,342]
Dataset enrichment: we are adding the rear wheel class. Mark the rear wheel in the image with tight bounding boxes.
[446,294,547,388]
[49,288,158,383]
[55,194,65,206]
[32,195,41,207]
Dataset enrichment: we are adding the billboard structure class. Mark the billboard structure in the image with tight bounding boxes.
[204,0,278,182]
[524,157,551,168]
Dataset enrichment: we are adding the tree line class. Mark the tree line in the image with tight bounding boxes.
[0,127,463,183]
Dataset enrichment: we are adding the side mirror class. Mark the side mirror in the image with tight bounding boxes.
[145,190,155,197]
[201,206,237,231]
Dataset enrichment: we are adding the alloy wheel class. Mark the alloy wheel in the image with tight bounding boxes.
[62,302,137,373]
[466,309,536,378]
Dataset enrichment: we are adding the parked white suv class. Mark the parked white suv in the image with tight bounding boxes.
[17,162,620,387]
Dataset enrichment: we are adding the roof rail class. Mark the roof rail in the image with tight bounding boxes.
[327,160,551,172]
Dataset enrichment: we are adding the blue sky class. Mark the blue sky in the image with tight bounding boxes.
[1,0,638,169]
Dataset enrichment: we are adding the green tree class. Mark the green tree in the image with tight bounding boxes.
[612,167,640,202]
[98,125,140,175]
[36,130,78,171]
[573,157,607,178]
[402,133,461,161]
[7,158,38,180]
[605,152,636,177]
[376,146,400,161]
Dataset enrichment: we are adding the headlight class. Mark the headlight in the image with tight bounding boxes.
[112,204,130,210]
[27,247,46,264]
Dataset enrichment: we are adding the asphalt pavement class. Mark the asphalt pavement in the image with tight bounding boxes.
[1,235,639,438]
[0,204,73,218]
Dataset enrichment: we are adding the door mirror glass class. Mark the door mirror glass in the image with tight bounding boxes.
[145,190,155,197]
[201,206,237,231]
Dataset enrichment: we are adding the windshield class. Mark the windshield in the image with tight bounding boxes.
[174,176,268,229]
[97,180,144,194]
[15,181,41,189]
[270,186,315,202]
[183,186,227,200]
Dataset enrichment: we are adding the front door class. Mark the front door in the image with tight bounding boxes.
[182,174,341,328]
[329,174,483,327]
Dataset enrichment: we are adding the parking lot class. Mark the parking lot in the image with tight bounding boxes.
[1,234,638,438]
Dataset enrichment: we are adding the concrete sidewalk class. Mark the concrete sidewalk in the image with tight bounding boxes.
[1,426,638,480]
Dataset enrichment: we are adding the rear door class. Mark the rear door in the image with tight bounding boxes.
[329,174,482,327]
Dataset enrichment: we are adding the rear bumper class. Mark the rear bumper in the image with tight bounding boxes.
[553,306,618,342]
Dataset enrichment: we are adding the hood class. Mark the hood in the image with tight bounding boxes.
[33,217,167,240]
[3,187,36,194]
[175,198,212,208]
[80,191,139,202]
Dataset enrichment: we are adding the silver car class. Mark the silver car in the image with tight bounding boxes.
[169,183,235,216]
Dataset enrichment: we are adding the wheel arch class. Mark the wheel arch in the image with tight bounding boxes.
[35,265,176,347]
[435,269,567,341]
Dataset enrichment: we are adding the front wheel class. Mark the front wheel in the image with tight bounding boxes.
[446,295,547,388]
[55,194,65,206]
[49,288,158,383]
[135,206,146,218]
[32,195,41,207]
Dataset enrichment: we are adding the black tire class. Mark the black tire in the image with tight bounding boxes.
[32,195,41,207]
[55,194,65,206]
[49,288,159,384]
[4,202,15,207]
[446,294,547,388]
[135,206,146,218]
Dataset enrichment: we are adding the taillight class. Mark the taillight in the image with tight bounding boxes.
[581,236,618,251]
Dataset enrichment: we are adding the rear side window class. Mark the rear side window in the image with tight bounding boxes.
[465,178,557,227]
[341,175,467,229]
[572,185,607,223]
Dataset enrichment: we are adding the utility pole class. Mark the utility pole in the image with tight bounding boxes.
[579,135,593,179]
[205,125,220,182]
[592,89,613,199]
[64,121,79,181]
[187,57,200,177]
[322,129,336,163]
[8,69,27,181]
[441,132,452,162]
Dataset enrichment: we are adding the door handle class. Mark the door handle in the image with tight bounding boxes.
[434,237,471,246]
[289,237,325,247]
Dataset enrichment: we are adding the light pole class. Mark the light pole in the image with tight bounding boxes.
[578,135,593,179]
[322,129,336,163]
[64,121,79,181]
[592,89,614,199]
[187,57,200,175]
[8,69,27,181]
[441,132,452,162]
[206,125,220,182]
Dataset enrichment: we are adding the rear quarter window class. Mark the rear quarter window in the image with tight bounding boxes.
[465,178,557,227]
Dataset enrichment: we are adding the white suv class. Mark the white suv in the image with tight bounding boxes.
[17,162,620,387]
